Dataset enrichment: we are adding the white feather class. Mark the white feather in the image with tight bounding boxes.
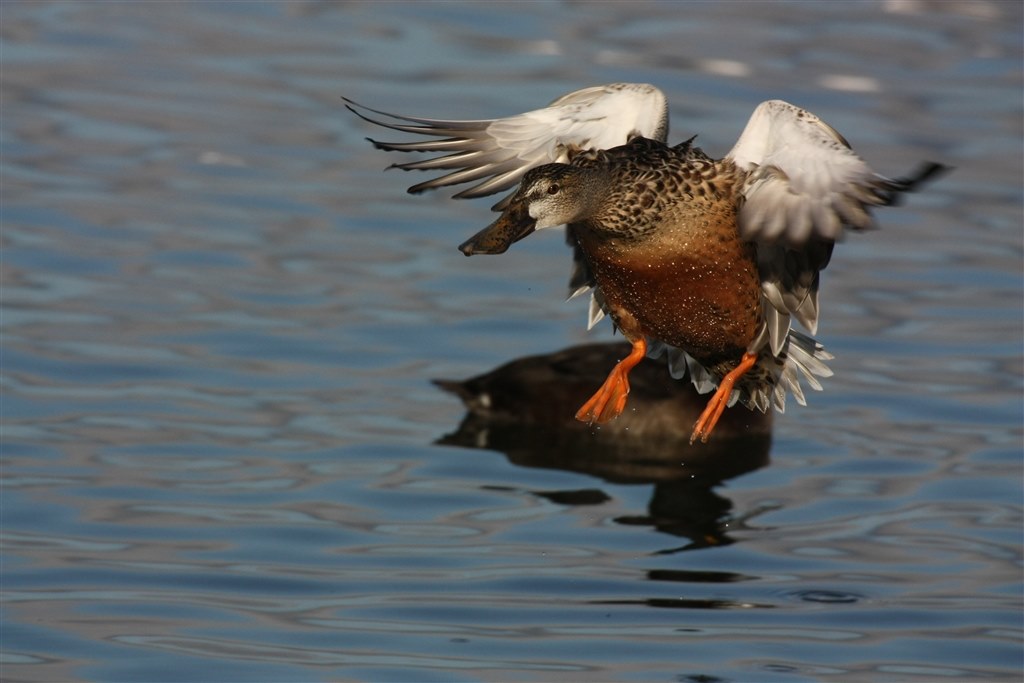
[727,99,884,245]
[344,83,668,200]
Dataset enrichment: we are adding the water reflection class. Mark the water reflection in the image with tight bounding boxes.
[436,342,771,550]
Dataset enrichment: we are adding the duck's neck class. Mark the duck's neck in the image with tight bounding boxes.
[571,168,613,223]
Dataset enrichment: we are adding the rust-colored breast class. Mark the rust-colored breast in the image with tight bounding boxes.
[576,192,762,366]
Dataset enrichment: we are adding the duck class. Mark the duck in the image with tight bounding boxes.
[345,84,946,442]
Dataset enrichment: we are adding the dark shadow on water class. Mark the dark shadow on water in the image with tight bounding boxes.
[435,343,772,552]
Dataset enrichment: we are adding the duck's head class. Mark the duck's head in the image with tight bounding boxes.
[459,164,603,256]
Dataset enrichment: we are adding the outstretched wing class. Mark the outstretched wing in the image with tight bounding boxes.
[729,99,947,350]
[344,83,668,206]
[730,99,944,244]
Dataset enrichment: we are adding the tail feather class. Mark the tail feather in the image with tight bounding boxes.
[648,329,833,414]
[647,341,719,394]
[769,330,834,413]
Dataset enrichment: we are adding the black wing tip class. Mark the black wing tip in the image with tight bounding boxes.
[341,96,392,119]
[901,161,953,189]
[879,161,953,206]
[344,98,429,135]
[345,101,380,126]
[367,138,429,157]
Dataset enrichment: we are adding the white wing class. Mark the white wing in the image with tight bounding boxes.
[344,83,668,203]
[730,100,946,349]
[729,99,909,245]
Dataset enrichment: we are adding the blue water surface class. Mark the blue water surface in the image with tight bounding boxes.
[3,1,1022,682]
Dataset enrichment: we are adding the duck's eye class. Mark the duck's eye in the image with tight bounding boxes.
[547,183,560,195]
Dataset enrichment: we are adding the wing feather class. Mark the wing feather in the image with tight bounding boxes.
[731,100,946,345]
[344,83,668,201]
[729,99,942,245]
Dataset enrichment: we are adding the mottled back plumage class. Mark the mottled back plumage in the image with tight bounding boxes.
[567,137,724,237]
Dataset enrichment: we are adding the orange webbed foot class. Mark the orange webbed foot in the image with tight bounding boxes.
[575,367,631,423]
[690,351,759,444]
[575,338,647,425]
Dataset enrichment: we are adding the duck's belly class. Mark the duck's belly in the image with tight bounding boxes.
[586,236,763,364]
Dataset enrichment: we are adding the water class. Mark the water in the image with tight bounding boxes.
[3,1,1022,681]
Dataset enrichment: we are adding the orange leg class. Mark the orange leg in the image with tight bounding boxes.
[575,337,648,425]
[690,351,759,444]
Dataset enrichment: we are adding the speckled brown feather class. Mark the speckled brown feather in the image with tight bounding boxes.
[566,137,763,369]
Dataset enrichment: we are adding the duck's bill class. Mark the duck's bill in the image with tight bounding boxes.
[458,208,536,256]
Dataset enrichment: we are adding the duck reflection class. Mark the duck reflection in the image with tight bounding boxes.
[434,343,772,551]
